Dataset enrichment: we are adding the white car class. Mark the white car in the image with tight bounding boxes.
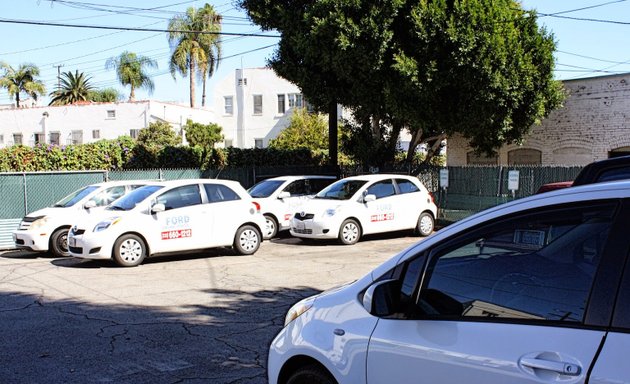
[269,180,630,384]
[248,175,336,238]
[289,174,438,245]
[12,180,148,257]
[67,179,266,267]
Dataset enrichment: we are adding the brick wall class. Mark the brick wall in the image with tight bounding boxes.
[448,73,630,166]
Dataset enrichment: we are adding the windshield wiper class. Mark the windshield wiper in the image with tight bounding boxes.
[108,206,127,211]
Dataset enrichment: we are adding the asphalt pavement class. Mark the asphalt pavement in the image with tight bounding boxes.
[0,233,421,384]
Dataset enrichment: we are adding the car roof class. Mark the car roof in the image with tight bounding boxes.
[89,179,160,188]
[264,175,337,182]
[342,174,416,181]
[573,155,630,186]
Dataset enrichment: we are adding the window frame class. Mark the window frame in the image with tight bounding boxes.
[224,96,234,115]
[253,94,263,115]
[277,94,285,114]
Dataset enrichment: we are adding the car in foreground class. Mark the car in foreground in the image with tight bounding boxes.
[12,180,148,257]
[289,174,437,245]
[67,179,266,267]
[247,175,336,238]
[269,180,630,384]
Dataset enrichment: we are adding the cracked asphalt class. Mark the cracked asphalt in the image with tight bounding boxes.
[0,232,421,384]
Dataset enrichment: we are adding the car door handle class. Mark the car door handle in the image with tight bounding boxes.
[520,357,581,376]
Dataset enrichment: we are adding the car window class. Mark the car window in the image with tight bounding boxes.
[597,166,630,183]
[308,178,335,194]
[367,180,396,199]
[315,180,367,200]
[396,178,420,194]
[89,186,126,207]
[417,203,616,323]
[52,185,99,207]
[204,184,240,203]
[156,185,202,210]
[283,180,307,196]
[248,180,284,198]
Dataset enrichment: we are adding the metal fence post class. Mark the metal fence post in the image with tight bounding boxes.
[22,172,28,217]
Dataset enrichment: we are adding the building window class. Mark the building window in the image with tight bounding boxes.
[224,139,233,148]
[106,110,116,119]
[508,148,542,165]
[13,133,23,145]
[253,95,263,115]
[277,94,285,114]
[224,96,233,115]
[254,138,264,149]
[130,129,141,139]
[71,130,83,145]
[288,93,303,108]
[49,132,60,145]
[92,130,100,139]
[34,133,45,145]
[467,151,498,165]
[238,78,247,86]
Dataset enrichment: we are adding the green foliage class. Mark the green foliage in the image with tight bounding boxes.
[136,121,182,149]
[184,119,223,148]
[88,88,122,102]
[48,70,95,106]
[269,108,328,150]
[105,51,158,101]
[0,62,46,108]
[225,147,325,167]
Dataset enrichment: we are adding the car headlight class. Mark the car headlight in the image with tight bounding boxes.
[93,217,121,232]
[284,296,316,327]
[29,216,49,230]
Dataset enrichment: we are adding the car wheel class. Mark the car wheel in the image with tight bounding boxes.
[50,228,70,257]
[234,225,261,255]
[113,234,146,267]
[263,214,278,239]
[415,212,434,237]
[287,365,337,384]
[338,219,360,245]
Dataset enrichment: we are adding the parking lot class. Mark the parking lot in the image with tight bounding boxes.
[0,233,421,384]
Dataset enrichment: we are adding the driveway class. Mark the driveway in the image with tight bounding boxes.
[0,233,421,383]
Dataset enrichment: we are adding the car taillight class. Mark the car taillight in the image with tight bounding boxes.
[252,201,261,213]
[429,192,436,204]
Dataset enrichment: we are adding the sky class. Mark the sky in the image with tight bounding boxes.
[0,0,629,107]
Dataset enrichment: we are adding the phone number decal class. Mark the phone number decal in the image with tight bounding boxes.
[161,229,192,240]
[371,213,394,222]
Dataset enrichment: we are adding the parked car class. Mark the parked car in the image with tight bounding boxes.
[247,175,337,238]
[12,180,149,257]
[536,155,630,193]
[67,179,266,267]
[269,179,630,384]
[290,174,437,245]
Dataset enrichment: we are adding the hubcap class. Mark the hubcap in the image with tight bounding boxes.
[343,223,358,243]
[239,229,259,251]
[420,216,433,234]
[265,218,276,238]
[120,239,143,262]
[59,233,68,252]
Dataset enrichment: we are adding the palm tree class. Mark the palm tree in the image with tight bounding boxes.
[0,62,46,108]
[105,51,158,102]
[197,4,222,107]
[48,70,95,106]
[168,4,222,108]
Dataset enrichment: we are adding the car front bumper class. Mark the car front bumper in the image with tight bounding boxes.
[67,231,114,260]
[289,217,340,240]
[12,230,50,251]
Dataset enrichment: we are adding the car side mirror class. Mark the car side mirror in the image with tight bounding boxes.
[278,191,291,199]
[83,200,97,210]
[363,194,376,203]
[151,203,166,213]
[362,279,400,317]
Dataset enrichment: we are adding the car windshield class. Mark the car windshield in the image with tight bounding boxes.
[314,180,367,200]
[52,186,99,207]
[248,180,285,198]
[107,185,163,211]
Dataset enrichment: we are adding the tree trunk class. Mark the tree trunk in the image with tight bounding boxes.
[129,85,135,102]
[15,93,20,108]
[189,60,196,108]
[406,128,424,162]
[328,100,338,166]
[201,75,207,107]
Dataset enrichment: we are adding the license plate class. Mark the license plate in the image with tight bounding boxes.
[69,237,77,247]
[296,221,305,230]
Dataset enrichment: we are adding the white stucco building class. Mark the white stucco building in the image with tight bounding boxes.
[0,100,215,148]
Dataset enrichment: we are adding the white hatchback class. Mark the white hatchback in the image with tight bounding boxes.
[289,174,437,244]
[12,180,148,257]
[67,179,266,267]
[269,180,630,384]
[248,175,336,238]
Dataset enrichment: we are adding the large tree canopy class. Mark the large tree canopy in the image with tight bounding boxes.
[239,0,564,165]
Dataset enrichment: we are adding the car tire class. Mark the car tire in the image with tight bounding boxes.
[287,365,337,384]
[113,234,146,267]
[338,219,361,245]
[415,212,434,237]
[263,214,278,239]
[50,227,70,257]
[233,225,261,255]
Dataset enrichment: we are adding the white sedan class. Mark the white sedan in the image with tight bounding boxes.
[289,174,438,245]
[68,179,266,267]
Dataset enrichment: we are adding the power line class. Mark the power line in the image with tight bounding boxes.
[539,0,627,16]
[538,13,630,25]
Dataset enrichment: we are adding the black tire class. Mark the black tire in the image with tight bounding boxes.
[287,365,337,384]
[415,212,434,237]
[263,214,278,239]
[50,228,70,257]
[233,225,261,255]
[113,234,147,267]
[338,219,361,245]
